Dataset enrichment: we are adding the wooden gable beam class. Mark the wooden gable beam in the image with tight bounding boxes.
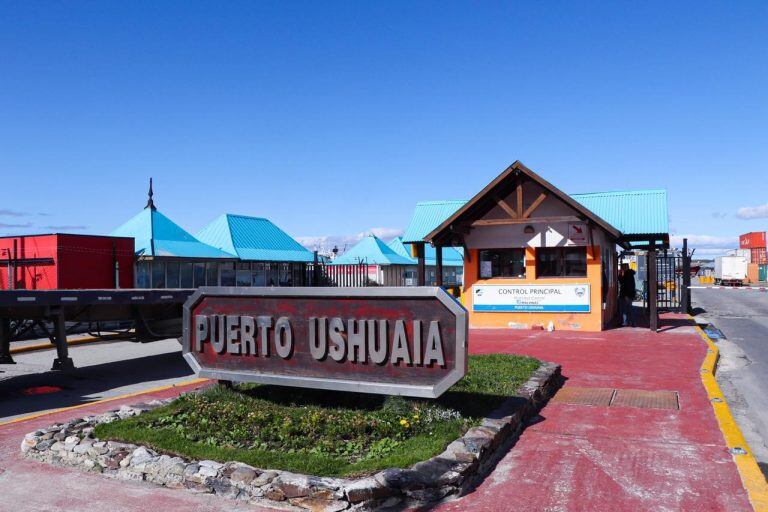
[493,194,517,219]
[523,192,547,219]
[471,215,580,227]
[516,180,523,217]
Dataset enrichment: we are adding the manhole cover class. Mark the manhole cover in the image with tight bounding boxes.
[610,389,679,410]
[550,387,615,407]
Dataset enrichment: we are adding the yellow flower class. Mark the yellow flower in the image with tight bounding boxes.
[412,414,420,421]
[399,418,408,426]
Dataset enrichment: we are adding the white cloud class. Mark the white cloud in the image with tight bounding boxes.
[296,227,404,256]
[670,234,738,259]
[736,203,768,220]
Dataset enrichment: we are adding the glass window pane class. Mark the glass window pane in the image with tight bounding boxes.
[479,249,525,278]
[252,262,266,286]
[152,261,166,288]
[564,247,587,277]
[236,269,251,286]
[536,248,561,277]
[180,262,193,288]
[166,261,180,288]
[136,262,150,288]
[206,263,218,286]
[266,263,278,286]
[193,263,206,287]
[220,267,236,286]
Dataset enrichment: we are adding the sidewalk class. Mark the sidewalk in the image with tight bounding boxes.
[0,317,755,511]
[438,316,752,511]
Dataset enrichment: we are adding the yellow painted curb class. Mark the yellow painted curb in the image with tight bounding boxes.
[9,335,117,355]
[0,378,209,427]
[692,316,768,511]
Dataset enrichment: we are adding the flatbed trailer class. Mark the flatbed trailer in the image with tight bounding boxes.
[0,289,194,370]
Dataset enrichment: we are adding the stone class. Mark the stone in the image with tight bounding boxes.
[198,459,224,470]
[251,470,278,487]
[197,465,219,478]
[49,441,66,452]
[183,464,200,477]
[212,478,239,498]
[344,477,393,503]
[184,479,213,493]
[88,446,110,457]
[374,468,423,491]
[118,470,145,482]
[73,441,94,454]
[20,437,38,454]
[230,466,257,485]
[40,432,54,441]
[129,446,155,466]
[35,439,56,451]
[290,497,349,512]
[273,472,313,498]
[63,436,80,451]
[462,427,495,458]
[96,413,119,424]
[264,488,286,501]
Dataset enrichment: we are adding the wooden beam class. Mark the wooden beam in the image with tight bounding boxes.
[522,192,547,219]
[494,194,517,219]
[471,215,580,227]
[516,180,523,217]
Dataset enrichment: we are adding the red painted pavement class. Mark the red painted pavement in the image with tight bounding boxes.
[436,317,752,512]
[0,317,753,511]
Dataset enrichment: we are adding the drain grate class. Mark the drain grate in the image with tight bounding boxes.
[611,389,679,410]
[550,387,615,407]
[550,387,680,410]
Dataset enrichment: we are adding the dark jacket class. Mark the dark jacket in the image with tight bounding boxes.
[620,269,637,299]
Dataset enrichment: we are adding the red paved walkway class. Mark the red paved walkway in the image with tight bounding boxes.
[0,319,753,511]
[438,319,752,511]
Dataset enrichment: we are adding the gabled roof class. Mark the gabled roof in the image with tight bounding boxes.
[111,208,235,258]
[331,235,414,265]
[402,200,467,243]
[571,189,668,236]
[386,237,464,267]
[426,161,622,243]
[196,214,315,263]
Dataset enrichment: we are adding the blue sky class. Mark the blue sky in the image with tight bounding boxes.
[1,1,766,256]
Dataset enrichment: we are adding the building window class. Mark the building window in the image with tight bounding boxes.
[166,261,180,288]
[206,262,218,286]
[151,261,166,288]
[536,247,587,277]
[478,249,526,278]
[193,263,206,288]
[136,262,151,288]
[220,262,236,286]
[180,262,194,288]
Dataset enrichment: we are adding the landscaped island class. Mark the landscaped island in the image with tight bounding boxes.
[94,354,541,477]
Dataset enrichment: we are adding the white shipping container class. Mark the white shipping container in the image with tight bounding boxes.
[714,256,748,283]
[736,248,752,263]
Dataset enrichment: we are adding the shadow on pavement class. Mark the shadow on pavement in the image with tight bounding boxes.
[0,351,194,420]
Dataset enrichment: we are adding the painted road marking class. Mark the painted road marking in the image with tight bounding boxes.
[693,317,768,511]
[690,286,768,291]
[0,378,209,427]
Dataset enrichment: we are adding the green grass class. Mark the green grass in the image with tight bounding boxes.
[94,354,540,477]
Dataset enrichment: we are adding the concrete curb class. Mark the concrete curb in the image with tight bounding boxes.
[692,316,768,511]
[10,333,130,355]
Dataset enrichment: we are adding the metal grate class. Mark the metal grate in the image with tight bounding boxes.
[550,387,680,410]
[550,387,615,407]
[611,389,679,410]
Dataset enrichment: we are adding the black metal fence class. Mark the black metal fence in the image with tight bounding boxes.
[305,261,373,287]
[643,248,691,314]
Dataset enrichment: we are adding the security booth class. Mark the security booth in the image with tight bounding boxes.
[405,161,670,331]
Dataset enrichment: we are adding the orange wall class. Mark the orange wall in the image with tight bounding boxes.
[462,246,605,331]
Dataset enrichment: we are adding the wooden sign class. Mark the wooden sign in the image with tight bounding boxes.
[182,287,467,398]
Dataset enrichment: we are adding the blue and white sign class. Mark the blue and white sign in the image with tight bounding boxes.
[472,284,590,313]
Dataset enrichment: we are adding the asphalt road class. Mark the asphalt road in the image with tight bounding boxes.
[691,286,768,475]
[0,338,195,423]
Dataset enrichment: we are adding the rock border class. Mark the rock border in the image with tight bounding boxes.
[22,361,562,511]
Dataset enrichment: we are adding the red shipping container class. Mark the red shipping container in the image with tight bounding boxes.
[740,231,767,249]
[0,234,134,290]
[752,247,768,265]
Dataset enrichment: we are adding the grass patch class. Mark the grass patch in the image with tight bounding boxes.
[94,354,540,477]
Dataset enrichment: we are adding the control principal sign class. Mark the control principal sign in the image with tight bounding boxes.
[472,284,590,313]
[182,287,467,398]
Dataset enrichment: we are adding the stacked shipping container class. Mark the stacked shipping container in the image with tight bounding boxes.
[740,231,767,283]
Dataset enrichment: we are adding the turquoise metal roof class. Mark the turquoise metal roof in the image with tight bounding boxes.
[403,190,668,241]
[402,200,467,243]
[196,214,314,263]
[571,189,668,235]
[111,208,235,258]
[386,237,464,267]
[332,235,414,265]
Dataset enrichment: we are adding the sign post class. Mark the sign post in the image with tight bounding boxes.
[182,287,467,398]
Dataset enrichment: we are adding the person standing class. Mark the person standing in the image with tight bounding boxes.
[619,263,637,327]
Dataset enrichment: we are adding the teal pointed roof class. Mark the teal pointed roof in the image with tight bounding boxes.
[402,201,467,243]
[196,214,314,262]
[386,237,464,267]
[111,208,235,258]
[332,235,414,265]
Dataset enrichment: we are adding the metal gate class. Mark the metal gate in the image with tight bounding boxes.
[643,248,692,313]
[305,261,373,287]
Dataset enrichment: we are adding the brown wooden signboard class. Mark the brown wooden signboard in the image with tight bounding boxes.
[182,287,467,398]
